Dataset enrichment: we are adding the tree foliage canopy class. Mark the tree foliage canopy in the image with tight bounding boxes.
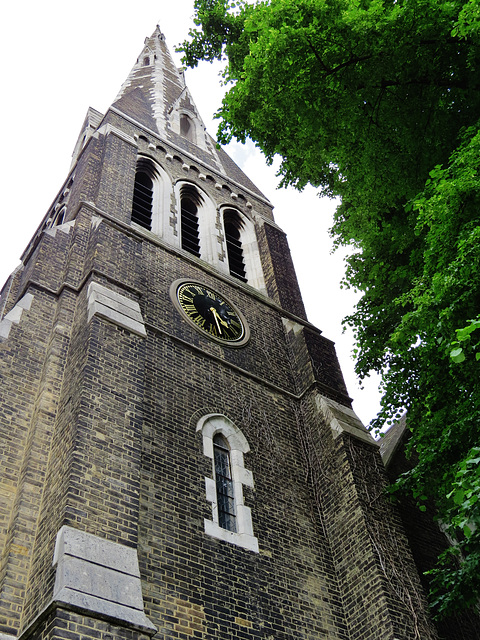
[180,0,480,616]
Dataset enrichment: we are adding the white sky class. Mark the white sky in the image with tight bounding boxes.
[0,1,381,426]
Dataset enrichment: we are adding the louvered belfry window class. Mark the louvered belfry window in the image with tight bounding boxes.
[181,196,201,257]
[131,170,153,230]
[213,433,236,532]
[224,212,247,282]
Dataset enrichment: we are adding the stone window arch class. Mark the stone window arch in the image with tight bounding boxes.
[196,414,258,552]
[55,205,66,226]
[131,156,172,237]
[48,204,66,228]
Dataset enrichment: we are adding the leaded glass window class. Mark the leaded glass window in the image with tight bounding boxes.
[213,433,236,532]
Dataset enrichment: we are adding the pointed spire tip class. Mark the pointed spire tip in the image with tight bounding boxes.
[153,24,165,41]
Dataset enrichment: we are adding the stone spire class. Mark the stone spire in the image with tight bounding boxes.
[111,25,267,197]
[113,26,218,162]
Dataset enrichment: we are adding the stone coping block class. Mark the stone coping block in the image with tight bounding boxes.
[317,395,378,446]
[0,293,34,341]
[44,220,75,238]
[52,526,156,633]
[87,282,146,337]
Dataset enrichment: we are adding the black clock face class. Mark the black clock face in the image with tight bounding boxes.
[174,281,248,345]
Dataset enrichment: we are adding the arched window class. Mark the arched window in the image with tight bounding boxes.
[220,207,266,293]
[130,157,172,237]
[174,182,217,264]
[197,414,258,552]
[143,56,150,66]
[55,205,66,226]
[224,210,247,282]
[132,170,153,230]
[213,434,236,532]
[180,185,201,257]
[180,114,195,143]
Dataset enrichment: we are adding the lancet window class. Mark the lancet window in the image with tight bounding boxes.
[180,185,201,257]
[132,170,154,230]
[213,434,236,532]
[223,210,247,282]
[196,414,258,552]
[180,114,195,143]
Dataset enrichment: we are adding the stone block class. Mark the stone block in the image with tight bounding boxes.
[317,395,378,445]
[87,282,146,337]
[52,526,156,633]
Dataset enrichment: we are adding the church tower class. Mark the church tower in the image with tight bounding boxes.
[0,26,438,640]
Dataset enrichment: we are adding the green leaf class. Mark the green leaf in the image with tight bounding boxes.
[450,347,466,363]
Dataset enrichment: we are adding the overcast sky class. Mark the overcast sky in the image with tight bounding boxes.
[0,1,381,426]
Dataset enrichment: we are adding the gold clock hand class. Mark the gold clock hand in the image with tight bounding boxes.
[210,307,222,334]
[214,304,230,327]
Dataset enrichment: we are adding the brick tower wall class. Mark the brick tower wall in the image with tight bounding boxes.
[0,97,444,640]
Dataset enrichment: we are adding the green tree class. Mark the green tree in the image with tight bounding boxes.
[180,0,480,615]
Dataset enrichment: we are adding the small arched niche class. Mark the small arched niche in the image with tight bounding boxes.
[180,113,195,143]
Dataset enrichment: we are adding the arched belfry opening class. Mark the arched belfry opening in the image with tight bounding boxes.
[179,183,202,257]
[131,157,160,231]
[223,209,247,282]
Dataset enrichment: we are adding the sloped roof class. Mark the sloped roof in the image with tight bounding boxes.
[379,414,408,468]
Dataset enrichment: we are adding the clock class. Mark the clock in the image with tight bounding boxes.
[171,280,249,346]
